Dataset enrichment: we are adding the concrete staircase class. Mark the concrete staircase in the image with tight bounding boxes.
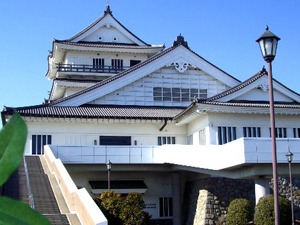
[2,156,72,225]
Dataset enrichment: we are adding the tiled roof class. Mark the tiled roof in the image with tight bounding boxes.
[54,40,163,49]
[89,180,147,189]
[3,104,184,120]
[203,67,267,102]
[200,100,300,108]
[202,67,300,103]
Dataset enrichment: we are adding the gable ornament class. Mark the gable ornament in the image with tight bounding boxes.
[104,21,113,28]
[258,83,269,92]
[169,60,193,73]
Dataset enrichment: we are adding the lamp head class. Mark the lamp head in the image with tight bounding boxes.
[106,160,112,170]
[286,151,293,163]
[256,26,280,62]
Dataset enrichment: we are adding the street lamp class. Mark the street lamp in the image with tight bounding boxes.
[106,160,112,191]
[286,150,295,225]
[256,26,281,225]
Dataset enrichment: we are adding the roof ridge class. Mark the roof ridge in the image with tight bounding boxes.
[202,67,267,102]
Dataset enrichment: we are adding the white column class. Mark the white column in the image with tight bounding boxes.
[255,178,270,204]
[172,172,181,225]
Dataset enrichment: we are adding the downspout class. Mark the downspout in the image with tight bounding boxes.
[159,119,168,131]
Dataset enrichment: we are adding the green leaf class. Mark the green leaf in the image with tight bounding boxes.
[0,196,51,225]
[0,113,27,186]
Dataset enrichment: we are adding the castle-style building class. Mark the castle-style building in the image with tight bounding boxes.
[2,5,300,224]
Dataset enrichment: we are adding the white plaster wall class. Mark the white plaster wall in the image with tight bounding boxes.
[184,113,300,146]
[64,87,85,98]
[207,113,300,144]
[24,120,187,154]
[91,67,228,107]
[235,88,293,102]
[81,26,134,44]
[65,51,148,67]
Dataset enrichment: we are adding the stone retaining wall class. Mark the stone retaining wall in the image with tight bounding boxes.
[182,177,300,225]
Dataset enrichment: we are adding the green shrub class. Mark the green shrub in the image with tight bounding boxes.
[95,191,151,225]
[254,194,292,225]
[227,198,252,225]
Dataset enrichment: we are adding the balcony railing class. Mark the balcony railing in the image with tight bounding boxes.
[48,138,300,170]
[57,63,129,74]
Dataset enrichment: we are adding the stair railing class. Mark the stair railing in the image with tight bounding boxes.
[23,156,35,210]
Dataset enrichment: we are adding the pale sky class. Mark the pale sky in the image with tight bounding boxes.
[1,0,300,124]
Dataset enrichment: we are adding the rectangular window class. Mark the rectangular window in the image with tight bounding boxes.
[218,127,236,145]
[199,129,206,145]
[111,59,123,69]
[243,127,261,137]
[269,128,287,138]
[158,137,175,146]
[293,128,300,138]
[93,58,104,68]
[199,89,208,99]
[159,197,173,217]
[187,135,193,145]
[130,60,141,67]
[153,87,162,101]
[99,136,131,145]
[153,87,208,102]
[32,135,52,155]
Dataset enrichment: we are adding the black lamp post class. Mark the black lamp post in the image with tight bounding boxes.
[106,160,112,191]
[286,150,295,225]
[256,26,281,225]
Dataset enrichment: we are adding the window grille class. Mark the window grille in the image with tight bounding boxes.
[158,136,176,146]
[243,127,261,137]
[218,127,236,145]
[159,197,173,217]
[32,135,52,155]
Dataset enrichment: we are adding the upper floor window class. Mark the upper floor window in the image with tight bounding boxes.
[93,58,104,68]
[270,128,287,138]
[158,136,175,146]
[243,127,261,137]
[218,127,236,145]
[199,128,206,145]
[153,87,207,102]
[32,135,52,155]
[130,60,141,67]
[111,59,123,69]
[293,128,300,138]
[99,136,131,145]
[187,135,193,145]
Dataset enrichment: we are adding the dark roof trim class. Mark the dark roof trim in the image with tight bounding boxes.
[2,104,184,120]
[54,41,163,49]
[198,101,300,108]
